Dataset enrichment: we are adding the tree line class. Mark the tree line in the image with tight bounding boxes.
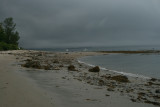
[0,17,20,50]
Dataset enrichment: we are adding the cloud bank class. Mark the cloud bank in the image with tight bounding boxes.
[1,0,160,48]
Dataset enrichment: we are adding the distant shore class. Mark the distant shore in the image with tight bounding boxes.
[99,50,160,54]
[0,50,160,107]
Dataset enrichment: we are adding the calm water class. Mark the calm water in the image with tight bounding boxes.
[29,45,160,52]
[79,54,160,79]
[31,45,160,79]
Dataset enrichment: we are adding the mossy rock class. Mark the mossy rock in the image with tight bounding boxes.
[22,60,42,69]
[68,65,76,71]
[89,66,100,72]
[111,75,130,83]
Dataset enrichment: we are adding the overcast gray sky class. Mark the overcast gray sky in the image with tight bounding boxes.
[0,0,160,48]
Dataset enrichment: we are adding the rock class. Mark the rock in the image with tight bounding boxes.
[22,60,42,69]
[130,99,136,102]
[25,59,32,62]
[85,99,97,101]
[155,89,160,93]
[68,65,76,71]
[88,66,100,72]
[77,79,82,81]
[107,88,114,91]
[53,67,60,70]
[145,100,160,106]
[111,75,130,83]
[53,60,59,63]
[105,94,110,96]
[147,82,153,86]
[79,64,82,67]
[59,65,64,67]
[98,80,105,86]
[153,95,160,99]
[37,53,43,56]
[138,92,146,96]
[150,78,157,81]
[101,75,111,79]
[107,83,115,89]
[87,81,91,84]
[31,56,39,60]
[43,64,52,70]
[62,77,66,79]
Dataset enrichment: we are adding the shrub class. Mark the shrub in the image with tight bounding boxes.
[0,42,19,50]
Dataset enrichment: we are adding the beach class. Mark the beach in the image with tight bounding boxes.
[0,51,54,107]
[0,50,160,107]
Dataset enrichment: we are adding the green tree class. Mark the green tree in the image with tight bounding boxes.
[0,23,6,42]
[0,17,20,50]
[2,17,20,45]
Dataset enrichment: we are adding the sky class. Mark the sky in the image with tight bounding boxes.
[0,0,160,48]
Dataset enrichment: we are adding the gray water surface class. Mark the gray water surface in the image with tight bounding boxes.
[79,54,160,79]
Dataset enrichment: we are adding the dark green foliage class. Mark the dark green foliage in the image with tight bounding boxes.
[0,42,19,51]
[0,23,6,42]
[0,17,20,50]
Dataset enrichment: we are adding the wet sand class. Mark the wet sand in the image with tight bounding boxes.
[0,52,54,107]
[0,50,159,107]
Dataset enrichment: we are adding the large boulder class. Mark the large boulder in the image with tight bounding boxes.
[89,66,100,72]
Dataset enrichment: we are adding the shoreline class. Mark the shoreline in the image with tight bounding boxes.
[77,59,151,79]
[99,50,160,54]
[0,50,160,107]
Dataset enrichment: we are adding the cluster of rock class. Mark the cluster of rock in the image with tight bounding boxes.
[22,59,41,69]
[22,59,59,70]
[74,66,160,106]
[20,52,65,70]
[16,51,160,106]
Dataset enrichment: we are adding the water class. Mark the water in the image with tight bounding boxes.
[79,54,160,79]
[29,45,160,52]
[29,45,160,79]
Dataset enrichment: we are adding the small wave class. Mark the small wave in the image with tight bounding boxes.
[78,60,151,79]
[78,60,95,67]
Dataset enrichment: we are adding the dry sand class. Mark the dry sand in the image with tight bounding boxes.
[0,50,159,107]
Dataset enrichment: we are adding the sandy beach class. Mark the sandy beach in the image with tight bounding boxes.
[0,52,54,107]
[0,50,160,107]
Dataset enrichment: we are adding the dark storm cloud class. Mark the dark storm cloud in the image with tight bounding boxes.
[1,0,160,48]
